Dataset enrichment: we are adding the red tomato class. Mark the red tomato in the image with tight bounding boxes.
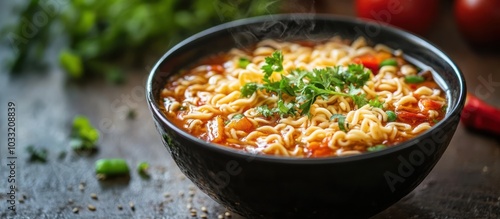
[355,0,439,35]
[206,64,225,73]
[352,54,380,73]
[419,99,443,112]
[454,0,500,46]
[396,110,428,126]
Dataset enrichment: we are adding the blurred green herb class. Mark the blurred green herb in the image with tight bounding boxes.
[95,158,130,177]
[137,161,150,178]
[404,75,425,84]
[368,97,383,108]
[2,0,281,81]
[58,150,67,160]
[367,144,387,152]
[238,57,251,68]
[1,0,55,73]
[70,115,99,152]
[379,58,398,68]
[26,145,48,162]
[127,109,137,120]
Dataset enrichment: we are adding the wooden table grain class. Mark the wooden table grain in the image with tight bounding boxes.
[1,0,499,218]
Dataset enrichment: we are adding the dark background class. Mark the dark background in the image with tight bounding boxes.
[1,0,499,218]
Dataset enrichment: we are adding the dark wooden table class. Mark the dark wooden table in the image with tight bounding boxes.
[1,1,499,218]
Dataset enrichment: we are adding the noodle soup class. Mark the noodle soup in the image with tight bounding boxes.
[159,37,446,158]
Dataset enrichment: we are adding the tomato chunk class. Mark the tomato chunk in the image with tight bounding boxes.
[226,117,254,132]
[396,110,428,125]
[419,99,443,112]
[353,54,379,73]
[308,142,333,158]
[207,65,224,74]
[207,116,225,143]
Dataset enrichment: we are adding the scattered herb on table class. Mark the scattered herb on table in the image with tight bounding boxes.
[26,145,48,162]
[127,109,137,120]
[2,0,280,82]
[95,158,130,178]
[70,115,99,152]
[58,151,67,160]
[137,161,150,178]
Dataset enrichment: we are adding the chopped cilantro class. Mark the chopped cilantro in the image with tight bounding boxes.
[232,114,244,120]
[256,105,275,118]
[261,50,284,82]
[127,109,136,120]
[367,144,387,152]
[330,114,347,132]
[241,51,376,117]
[241,82,259,98]
[137,161,150,178]
[26,145,48,162]
[71,115,99,151]
[368,96,383,108]
[348,85,369,108]
[58,150,67,160]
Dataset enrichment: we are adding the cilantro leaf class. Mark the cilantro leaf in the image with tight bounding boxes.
[232,114,245,120]
[348,84,368,107]
[261,51,284,83]
[277,99,296,116]
[367,144,387,152]
[26,145,48,162]
[256,105,274,118]
[368,98,383,108]
[330,114,347,132]
[241,82,259,97]
[344,64,371,87]
[71,115,99,151]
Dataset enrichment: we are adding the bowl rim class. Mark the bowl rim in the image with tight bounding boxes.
[146,13,466,164]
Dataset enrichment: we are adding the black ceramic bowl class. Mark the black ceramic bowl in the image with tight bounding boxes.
[146,14,466,218]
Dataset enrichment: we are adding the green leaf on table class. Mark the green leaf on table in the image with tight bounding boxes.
[71,115,99,152]
[60,50,83,79]
[26,145,48,163]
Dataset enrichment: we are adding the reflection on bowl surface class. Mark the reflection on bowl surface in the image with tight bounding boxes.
[146,14,466,218]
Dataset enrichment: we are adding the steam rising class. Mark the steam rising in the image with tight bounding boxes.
[220,0,318,48]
